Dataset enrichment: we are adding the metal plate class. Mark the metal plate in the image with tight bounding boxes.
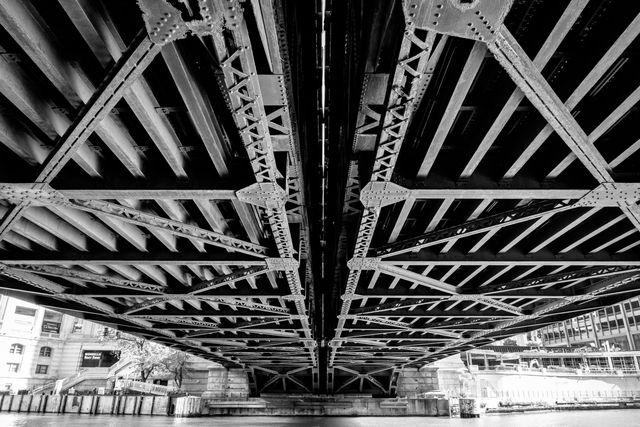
[258,75,286,105]
[404,0,512,42]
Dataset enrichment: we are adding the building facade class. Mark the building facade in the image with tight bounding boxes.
[0,295,119,393]
[540,297,640,351]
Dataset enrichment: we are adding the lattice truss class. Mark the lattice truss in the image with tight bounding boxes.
[329,0,640,393]
[0,0,317,389]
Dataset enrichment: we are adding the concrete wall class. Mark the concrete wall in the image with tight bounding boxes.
[396,368,439,397]
[0,394,174,416]
[174,396,202,417]
[476,370,640,405]
[201,368,249,399]
[204,396,450,416]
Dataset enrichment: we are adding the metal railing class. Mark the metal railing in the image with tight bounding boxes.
[115,379,179,396]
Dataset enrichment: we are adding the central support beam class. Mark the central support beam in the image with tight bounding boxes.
[332,6,437,366]
[206,0,315,364]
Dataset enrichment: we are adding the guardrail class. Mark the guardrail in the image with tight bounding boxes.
[472,365,640,375]
[32,381,56,394]
[108,358,133,377]
[115,379,179,396]
[54,369,88,394]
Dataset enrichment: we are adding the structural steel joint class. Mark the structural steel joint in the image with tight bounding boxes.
[236,182,288,209]
[359,182,411,208]
[138,0,243,45]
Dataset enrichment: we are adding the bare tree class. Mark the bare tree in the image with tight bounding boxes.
[100,329,172,383]
[161,350,192,389]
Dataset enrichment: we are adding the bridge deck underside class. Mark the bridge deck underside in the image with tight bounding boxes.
[327,0,640,394]
[0,0,318,394]
[0,0,639,396]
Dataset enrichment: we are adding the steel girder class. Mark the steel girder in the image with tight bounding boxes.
[205,0,316,367]
[2,0,640,395]
[329,0,640,377]
[331,9,437,366]
[0,0,317,381]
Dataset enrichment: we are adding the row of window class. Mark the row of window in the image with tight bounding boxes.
[9,344,52,357]
[11,305,84,335]
[5,363,48,374]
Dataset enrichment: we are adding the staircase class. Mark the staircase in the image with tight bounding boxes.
[53,368,110,394]
[108,358,134,377]
[32,381,56,394]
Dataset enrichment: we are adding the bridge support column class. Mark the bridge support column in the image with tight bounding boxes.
[174,396,202,417]
[201,368,249,400]
[396,367,439,398]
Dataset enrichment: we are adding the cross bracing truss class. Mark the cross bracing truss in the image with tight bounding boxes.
[326,0,640,394]
[1,0,640,396]
[0,0,317,390]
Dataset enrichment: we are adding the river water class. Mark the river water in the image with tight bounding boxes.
[1,410,639,427]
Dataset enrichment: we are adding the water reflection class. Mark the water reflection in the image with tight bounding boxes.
[0,410,639,427]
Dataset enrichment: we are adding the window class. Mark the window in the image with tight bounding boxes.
[6,363,19,373]
[41,310,62,334]
[39,346,52,357]
[35,365,48,375]
[14,306,36,317]
[72,319,83,334]
[9,344,23,354]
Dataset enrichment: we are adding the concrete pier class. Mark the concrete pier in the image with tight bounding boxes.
[0,394,174,416]
[174,396,202,417]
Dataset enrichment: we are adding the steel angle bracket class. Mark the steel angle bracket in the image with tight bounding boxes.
[138,0,243,45]
[236,182,287,209]
[340,294,364,301]
[404,0,513,42]
[347,257,381,270]
[574,183,640,207]
[0,183,66,206]
[359,182,411,208]
[265,257,299,271]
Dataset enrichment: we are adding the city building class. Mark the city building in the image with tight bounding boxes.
[0,294,225,396]
[0,294,119,393]
[539,297,640,351]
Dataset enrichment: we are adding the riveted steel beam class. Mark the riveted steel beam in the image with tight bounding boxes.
[482,15,640,233]
[374,199,574,258]
[0,27,163,240]
[410,0,640,234]
[374,182,640,258]
[481,265,640,295]
[188,265,272,294]
[332,11,438,366]
[0,183,269,257]
[406,271,640,367]
[349,263,523,314]
[207,0,315,364]
[48,184,606,202]
[236,183,288,209]
[0,251,263,266]
[122,295,290,315]
[56,188,239,200]
[352,295,523,316]
[460,0,590,178]
[9,264,164,293]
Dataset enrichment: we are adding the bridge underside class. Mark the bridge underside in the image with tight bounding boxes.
[0,0,639,395]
